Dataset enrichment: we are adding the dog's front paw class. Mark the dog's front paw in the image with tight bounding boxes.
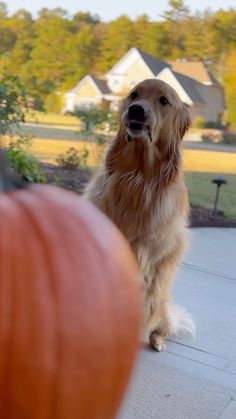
[149,331,167,352]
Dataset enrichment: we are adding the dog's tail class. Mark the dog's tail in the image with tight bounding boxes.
[168,304,196,338]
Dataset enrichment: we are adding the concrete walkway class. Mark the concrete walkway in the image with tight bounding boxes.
[118,228,236,419]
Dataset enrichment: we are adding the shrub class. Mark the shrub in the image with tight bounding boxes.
[192,117,226,130]
[222,132,236,145]
[203,120,226,130]
[79,146,89,168]
[56,147,81,170]
[193,116,205,129]
[0,75,27,135]
[202,133,222,143]
[75,109,118,133]
[7,137,46,183]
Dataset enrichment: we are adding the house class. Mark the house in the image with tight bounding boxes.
[63,48,225,123]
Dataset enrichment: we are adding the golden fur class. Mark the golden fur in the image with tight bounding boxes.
[84,79,195,351]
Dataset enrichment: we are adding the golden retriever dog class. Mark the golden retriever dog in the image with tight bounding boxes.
[84,79,195,351]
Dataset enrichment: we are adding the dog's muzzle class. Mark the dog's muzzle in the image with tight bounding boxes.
[125,103,152,143]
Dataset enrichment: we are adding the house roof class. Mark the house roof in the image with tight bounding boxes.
[169,61,214,85]
[68,75,111,96]
[108,47,171,77]
[172,71,205,104]
[137,49,171,76]
[91,77,111,95]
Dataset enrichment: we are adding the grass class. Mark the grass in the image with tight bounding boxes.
[25,111,80,128]
[183,150,236,174]
[3,137,107,167]
[3,136,236,219]
[183,150,236,219]
[185,172,236,220]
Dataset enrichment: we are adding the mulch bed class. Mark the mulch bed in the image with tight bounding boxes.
[43,164,236,228]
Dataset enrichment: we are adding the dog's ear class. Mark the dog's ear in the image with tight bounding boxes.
[178,103,192,139]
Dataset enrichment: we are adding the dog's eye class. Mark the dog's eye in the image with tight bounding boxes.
[129,91,138,101]
[160,96,169,106]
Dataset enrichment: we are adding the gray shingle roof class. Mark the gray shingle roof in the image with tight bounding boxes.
[91,77,111,95]
[137,49,171,75]
[172,72,205,104]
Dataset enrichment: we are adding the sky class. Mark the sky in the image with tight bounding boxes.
[3,0,236,20]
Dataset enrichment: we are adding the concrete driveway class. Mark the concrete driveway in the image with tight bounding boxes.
[118,228,236,419]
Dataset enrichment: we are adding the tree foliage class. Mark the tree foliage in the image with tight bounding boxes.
[0,1,235,123]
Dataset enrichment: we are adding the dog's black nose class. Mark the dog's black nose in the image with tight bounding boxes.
[128,104,146,122]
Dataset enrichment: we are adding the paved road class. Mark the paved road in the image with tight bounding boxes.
[12,123,236,153]
[118,228,236,419]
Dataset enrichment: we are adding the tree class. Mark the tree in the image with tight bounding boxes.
[223,48,236,126]
[0,1,7,19]
[0,75,27,134]
[98,15,134,71]
[162,0,189,21]
[138,21,171,59]
[6,10,34,77]
[29,8,72,96]
[133,15,150,48]
[72,12,100,31]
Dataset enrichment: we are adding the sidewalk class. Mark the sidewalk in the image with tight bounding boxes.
[118,228,236,419]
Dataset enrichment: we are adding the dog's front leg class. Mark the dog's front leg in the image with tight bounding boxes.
[145,253,180,352]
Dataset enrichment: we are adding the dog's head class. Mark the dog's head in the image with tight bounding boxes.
[121,79,191,148]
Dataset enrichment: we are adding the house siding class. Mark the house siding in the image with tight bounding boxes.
[122,59,152,92]
[73,78,103,110]
[196,85,224,122]
[74,78,99,98]
[190,104,206,120]
[107,58,152,95]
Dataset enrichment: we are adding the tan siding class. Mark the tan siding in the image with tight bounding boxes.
[122,59,152,92]
[74,78,100,98]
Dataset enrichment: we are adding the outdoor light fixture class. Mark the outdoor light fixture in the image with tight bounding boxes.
[212,177,227,215]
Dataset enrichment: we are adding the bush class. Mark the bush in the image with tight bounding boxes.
[75,109,118,133]
[0,75,27,135]
[222,132,236,145]
[79,146,89,168]
[202,133,222,143]
[192,117,226,130]
[56,147,81,170]
[202,130,236,144]
[44,91,63,113]
[193,116,205,129]
[203,120,226,130]
[7,137,46,183]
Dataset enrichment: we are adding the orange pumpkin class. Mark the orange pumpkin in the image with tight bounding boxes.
[0,181,141,419]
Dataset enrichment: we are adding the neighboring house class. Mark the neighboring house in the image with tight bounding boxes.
[63,48,225,123]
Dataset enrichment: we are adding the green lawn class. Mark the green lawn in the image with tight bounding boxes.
[185,172,236,220]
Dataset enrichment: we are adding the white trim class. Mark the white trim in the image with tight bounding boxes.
[108,47,137,75]
[103,94,121,100]
[108,47,154,77]
[203,81,213,86]
[156,68,193,105]
[70,75,103,97]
